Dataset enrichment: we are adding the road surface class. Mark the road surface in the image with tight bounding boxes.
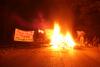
[0,46,100,67]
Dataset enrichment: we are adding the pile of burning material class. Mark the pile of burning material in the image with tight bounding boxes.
[45,21,100,49]
[46,22,76,49]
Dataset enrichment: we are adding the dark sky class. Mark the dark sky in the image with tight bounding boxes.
[1,0,100,21]
[0,0,75,20]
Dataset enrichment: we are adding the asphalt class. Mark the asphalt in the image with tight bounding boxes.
[0,46,100,67]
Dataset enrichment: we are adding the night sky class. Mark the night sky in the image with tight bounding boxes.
[0,0,100,42]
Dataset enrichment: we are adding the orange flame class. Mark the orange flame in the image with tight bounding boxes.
[50,22,76,49]
[65,32,75,48]
[50,22,64,48]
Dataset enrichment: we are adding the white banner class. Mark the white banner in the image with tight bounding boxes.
[14,28,34,42]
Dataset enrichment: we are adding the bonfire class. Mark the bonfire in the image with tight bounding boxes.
[47,21,76,49]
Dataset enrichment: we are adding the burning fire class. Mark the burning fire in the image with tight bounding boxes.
[65,32,75,48]
[51,23,64,48]
[50,22,76,49]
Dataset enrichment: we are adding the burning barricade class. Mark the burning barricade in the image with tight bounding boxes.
[46,22,76,49]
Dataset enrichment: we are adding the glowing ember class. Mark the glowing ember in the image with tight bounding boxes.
[50,22,76,49]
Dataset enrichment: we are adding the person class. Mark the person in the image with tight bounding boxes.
[76,30,85,47]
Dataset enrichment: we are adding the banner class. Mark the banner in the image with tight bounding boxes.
[14,29,34,42]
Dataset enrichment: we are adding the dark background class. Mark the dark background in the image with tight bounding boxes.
[0,0,100,43]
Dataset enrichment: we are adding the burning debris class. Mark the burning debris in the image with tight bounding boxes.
[46,21,100,49]
[47,22,76,49]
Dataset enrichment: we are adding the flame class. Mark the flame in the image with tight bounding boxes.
[65,32,75,48]
[50,22,76,49]
[51,22,64,48]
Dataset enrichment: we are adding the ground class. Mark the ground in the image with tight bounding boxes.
[0,45,100,67]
